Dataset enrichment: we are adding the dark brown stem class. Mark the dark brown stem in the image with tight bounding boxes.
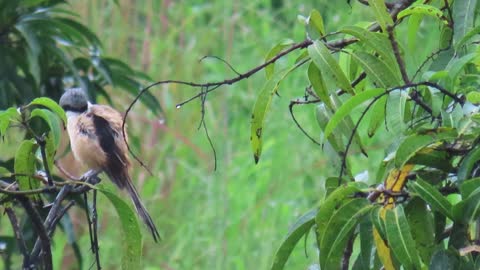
[342,234,355,270]
[5,207,30,267]
[387,25,410,84]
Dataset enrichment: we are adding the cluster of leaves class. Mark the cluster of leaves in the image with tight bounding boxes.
[248,0,480,269]
[0,0,160,112]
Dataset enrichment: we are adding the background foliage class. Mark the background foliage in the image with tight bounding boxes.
[1,0,480,269]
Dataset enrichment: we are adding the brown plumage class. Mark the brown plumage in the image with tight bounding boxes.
[60,89,160,242]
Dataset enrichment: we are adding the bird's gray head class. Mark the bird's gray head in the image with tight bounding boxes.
[59,88,89,113]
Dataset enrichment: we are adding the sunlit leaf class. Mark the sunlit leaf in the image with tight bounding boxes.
[30,108,61,149]
[385,205,422,270]
[29,97,67,125]
[270,209,316,270]
[308,40,354,95]
[323,88,385,140]
[97,184,142,270]
[306,9,325,39]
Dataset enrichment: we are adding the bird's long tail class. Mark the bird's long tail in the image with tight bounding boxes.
[124,179,161,242]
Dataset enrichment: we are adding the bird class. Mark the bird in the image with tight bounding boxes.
[59,88,160,242]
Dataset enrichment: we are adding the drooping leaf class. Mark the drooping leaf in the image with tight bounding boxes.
[455,26,480,50]
[308,62,333,109]
[372,207,396,270]
[368,0,394,32]
[0,107,20,136]
[340,26,398,74]
[353,217,375,270]
[457,146,480,182]
[320,198,372,269]
[251,66,297,163]
[409,178,453,220]
[367,95,387,137]
[308,40,354,95]
[459,177,480,198]
[97,184,142,270]
[407,14,423,52]
[14,139,38,191]
[29,97,67,125]
[316,184,361,247]
[323,88,385,140]
[270,209,316,270]
[405,198,435,264]
[397,4,449,25]
[264,39,294,79]
[350,51,400,88]
[306,9,325,39]
[452,0,478,44]
[384,205,422,270]
[30,108,62,149]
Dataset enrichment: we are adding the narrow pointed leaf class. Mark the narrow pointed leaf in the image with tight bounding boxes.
[270,209,316,270]
[455,26,480,50]
[457,146,480,182]
[373,223,396,270]
[350,51,400,88]
[264,39,294,79]
[385,206,422,270]
[368,0,394,32]
[367,95,387,137]
[30,108,61,149]
[452,0,478,44]
[97,184,142,270]
[323,88,385,140]
[251,67,296,163]
[308,62,333,109]
[409,178,453,219]
[320,198,372,269]
[14,139,38,191]
[308,41,354,94]
[405,198,435,264]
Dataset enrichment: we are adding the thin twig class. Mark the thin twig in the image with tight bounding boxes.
[387,25,410,84]
[5,207,30,267]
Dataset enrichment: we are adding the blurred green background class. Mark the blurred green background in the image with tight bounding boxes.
[0,0,398,269]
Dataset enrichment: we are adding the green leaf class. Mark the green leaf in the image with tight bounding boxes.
[350,51,400,88]
[397,4,448,25]
[308,40,354,95]
[466,91,480,105]
[407,14,423,52]
[368,0,394,32]
[323,88,385,140]
[97,184,142,270]
[270,209,316,270]
[14,139,38,191]
[340,26,398,73]
[447,53,477,83]
[457,146,480,182]
[455,26,480,50]
[384,205,422,270]
[29,97,67,125]
[308,62,333,109]
[452,0,478,44]
[459,177,480,198]
[353,217,375,270]
[264,39,294,79]
[251,67,296,163]
[429,250,460,270]
[405,198,435,264]
[306,9,325,39]
[320,198,372,270]
[409,178,453,220]
[394,129,457,168]
[316,184,361,246]
[30,108,61,149]
[0,108,20,136]
[367,95,387,137]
